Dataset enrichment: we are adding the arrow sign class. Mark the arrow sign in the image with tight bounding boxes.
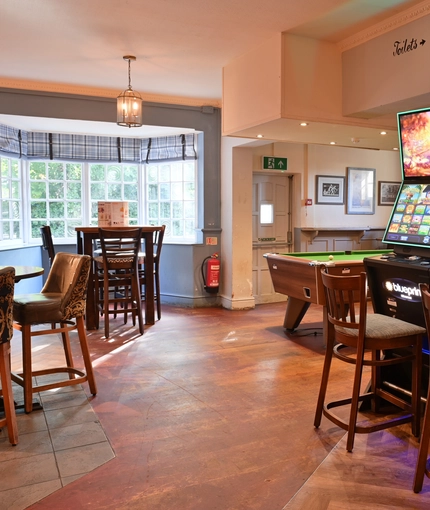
[262,156,288,171]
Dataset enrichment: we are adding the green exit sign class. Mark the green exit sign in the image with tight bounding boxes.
[262,156,288,171]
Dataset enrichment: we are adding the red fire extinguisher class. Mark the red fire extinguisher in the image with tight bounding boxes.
[201,253,220,293]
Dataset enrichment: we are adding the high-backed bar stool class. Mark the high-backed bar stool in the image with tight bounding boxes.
[40,225,56,267]
[314,268,425,452]
[12,252,97,413]
[413,282,430,493]
[94,227,144,339]
[0,267,18,445]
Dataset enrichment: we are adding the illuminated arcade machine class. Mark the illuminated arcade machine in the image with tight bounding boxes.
[364,107,430,397]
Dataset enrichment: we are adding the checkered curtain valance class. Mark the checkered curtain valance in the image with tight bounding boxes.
[0,124,27,157]
[141,133,196,163]
[0,123,196,163]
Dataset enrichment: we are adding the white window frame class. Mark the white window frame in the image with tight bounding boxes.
[0,156,199,248]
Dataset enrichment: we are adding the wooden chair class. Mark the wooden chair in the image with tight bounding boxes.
[94,227,144,339]
[12,252,97,413]
[0,267,18,445]
[413,282,430,493]
[40,225,56,266]
[139,225,165,320]
[314,268,425,452]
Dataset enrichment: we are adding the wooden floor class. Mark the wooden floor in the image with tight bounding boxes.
[2,302,430,509]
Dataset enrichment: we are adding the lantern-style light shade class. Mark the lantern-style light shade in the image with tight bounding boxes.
[117,56,143,128]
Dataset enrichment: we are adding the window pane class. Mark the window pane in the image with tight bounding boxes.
[107,165,121,181]
[160,202,171,218]
[160,183,170,200]
[31,202,47,218]
[29,161,83,240]
[260,204,273,224]
[49,202,65,217]
[124,165,138,182]
[67,182,82,199]
[48,162,64,180]
[107,183,122,199]
[147,166,158,182]
[148,184,158,200]
[91,183,105,200]
[31,182,46,199]
[148,203,159,218]
[67,202,82,218]
[159,165,170,182]
[171,183,183,200]
[172,201,183,218]
[124,183,138,201]
[49,182,64,199]
[90,164,105,181]
[144,160,197,242]
[66,163,82,180]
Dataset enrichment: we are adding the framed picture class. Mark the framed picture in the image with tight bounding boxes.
[378,181,401,206]
[346,167,375,215]
[315,175,345,204]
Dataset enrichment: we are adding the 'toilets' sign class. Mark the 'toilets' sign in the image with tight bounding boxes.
[262,156,288,171]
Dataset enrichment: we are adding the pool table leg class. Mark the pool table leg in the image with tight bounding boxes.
[283,297,311,332]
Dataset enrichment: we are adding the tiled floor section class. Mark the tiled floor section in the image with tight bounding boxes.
[0,367,114,510]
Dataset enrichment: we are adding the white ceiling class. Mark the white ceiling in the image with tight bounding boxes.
[0,0,427,145]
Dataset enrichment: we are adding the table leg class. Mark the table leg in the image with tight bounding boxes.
[283,297,311,331]
[144,232,155,325]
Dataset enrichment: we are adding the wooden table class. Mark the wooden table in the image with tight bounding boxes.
[0,265,44,282]
[76,226,162,330]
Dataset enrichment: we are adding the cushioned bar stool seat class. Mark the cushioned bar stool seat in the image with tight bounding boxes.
[0,266,18,445]
[314,268,425,452]
[12,252,97,413]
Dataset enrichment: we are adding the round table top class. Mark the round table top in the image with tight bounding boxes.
[0,265,44,282]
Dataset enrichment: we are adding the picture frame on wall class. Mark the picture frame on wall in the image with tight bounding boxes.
[315,175,345,204]
[378,181,401,206]
[346,167,375,215]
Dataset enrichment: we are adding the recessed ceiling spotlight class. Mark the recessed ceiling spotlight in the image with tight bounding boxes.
[380,131,387,135]
[300,122,308,127]
[257,134,264,138]
[393,147,399,151]
[330,141,336,145]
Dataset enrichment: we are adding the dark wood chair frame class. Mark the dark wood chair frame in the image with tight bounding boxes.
[413,282,430,493]
[314,268,424,452]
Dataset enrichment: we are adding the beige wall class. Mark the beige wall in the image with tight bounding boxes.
[342,14,430,118]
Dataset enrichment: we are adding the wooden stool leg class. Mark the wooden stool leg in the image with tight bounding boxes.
[411,341,422,438]
[0,342,18,445]
[413,386,430,493]
[61,327,75,380]
[155,271,161,320]
[21,324,34,414]
[346,342,366,453]
[76,317,97,395]
[314,326,335,428]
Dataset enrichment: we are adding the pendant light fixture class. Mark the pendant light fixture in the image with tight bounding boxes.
[117,55,142,127]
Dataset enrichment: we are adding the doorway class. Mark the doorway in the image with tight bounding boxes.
[252,173,293,304]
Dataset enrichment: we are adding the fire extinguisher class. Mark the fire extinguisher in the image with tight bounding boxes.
[201,253,220,293]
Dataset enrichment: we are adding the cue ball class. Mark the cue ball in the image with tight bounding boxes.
[328,255,334,260]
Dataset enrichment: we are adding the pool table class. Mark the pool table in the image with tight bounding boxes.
[265,250,392,332]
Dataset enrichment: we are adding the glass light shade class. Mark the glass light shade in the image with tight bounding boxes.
[117,89,143,127]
